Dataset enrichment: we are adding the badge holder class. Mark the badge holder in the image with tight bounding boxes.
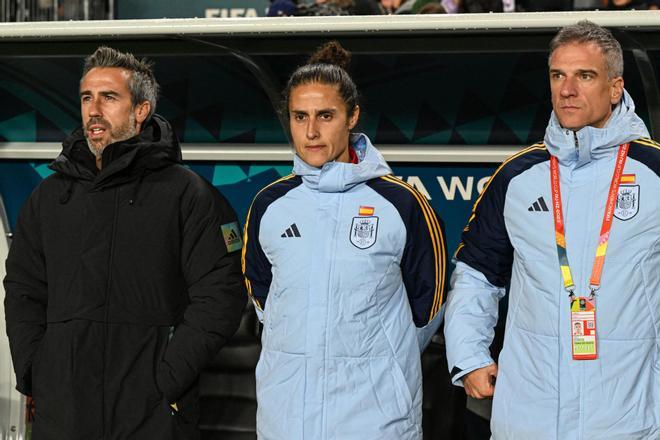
[569,293,597,360]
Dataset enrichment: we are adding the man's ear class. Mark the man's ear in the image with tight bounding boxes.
[610,76,624,105]
[134,101,151,131]
[348,105,360,130]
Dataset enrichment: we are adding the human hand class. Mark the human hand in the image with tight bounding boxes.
[463,363,497,399]
[26,396,36,422]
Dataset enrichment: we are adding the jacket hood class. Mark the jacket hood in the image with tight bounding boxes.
[543,89,649,166]
[292,133,392,192]
[50,114,182,184]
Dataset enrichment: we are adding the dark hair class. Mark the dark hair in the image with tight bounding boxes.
[549,20,623,79]
[419,2,446,13]
[82,46,159,119]
[283,41,359,117]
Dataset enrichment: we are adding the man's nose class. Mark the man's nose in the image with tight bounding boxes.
[88,99,102,117]
[560,76,577,98]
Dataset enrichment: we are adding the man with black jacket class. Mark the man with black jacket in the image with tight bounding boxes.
[3,47,246,439]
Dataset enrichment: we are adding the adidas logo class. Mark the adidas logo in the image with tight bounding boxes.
[226,229,239,242]
[528,197,549,212]
[281,223,301,238]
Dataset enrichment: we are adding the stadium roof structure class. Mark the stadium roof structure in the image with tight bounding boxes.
[0,11,658,40]
[0,11,658,162]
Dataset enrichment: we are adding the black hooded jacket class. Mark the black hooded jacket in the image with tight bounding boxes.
[4,115,246,439]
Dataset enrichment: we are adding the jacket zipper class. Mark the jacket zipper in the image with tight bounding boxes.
[569,129,586,439]
[101,187,121,439]
[321,192,343,440]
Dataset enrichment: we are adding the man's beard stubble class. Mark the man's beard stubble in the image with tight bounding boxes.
[85,113,137,159]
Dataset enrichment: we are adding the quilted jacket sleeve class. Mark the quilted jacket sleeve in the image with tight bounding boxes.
[156,177,246,402]
[4,187,48,396]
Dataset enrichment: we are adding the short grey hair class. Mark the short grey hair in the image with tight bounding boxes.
[549,20,623,79]
[82,46,158,119]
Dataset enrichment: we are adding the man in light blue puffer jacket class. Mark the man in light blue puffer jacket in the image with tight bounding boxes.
[445,20,659,439]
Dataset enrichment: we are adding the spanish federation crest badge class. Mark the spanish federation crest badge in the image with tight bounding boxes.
[614,185,639,221]
[350,216,378,249]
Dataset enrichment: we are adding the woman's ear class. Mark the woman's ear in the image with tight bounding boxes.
[348,105,360,130]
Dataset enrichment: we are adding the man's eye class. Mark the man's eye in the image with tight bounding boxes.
[581,73,593,80]
[320,113,332,120]
[294,114,305,121]
[104,95,115,101]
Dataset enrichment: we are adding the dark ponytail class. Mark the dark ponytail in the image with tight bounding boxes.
[283,41,359,117]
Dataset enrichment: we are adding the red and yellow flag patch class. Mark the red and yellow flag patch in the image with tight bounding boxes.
[620,174,636,184]
[358,206,375,216]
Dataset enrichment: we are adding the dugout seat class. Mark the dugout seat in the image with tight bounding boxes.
[199,301,260,440]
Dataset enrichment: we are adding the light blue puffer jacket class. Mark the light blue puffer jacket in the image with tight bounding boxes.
[445,91,659,439]
[243,134,446,440]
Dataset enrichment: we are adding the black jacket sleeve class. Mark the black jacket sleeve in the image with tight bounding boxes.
[455,144,549,287]
[455,171,514,288]
[3,187,48,396]
[156,177,246,402]
[399,189,447,327]
[242,194,272,313]
[241,175,301,314]
[367,176,447,327]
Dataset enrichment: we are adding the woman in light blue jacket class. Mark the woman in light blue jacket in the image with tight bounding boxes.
[242,42,446,440]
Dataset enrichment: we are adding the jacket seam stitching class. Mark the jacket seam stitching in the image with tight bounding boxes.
[641,236,660,341]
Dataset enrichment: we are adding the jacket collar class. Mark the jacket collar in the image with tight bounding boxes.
[292,133,392,193]
[50,114,182,186]
[543,89,649,167]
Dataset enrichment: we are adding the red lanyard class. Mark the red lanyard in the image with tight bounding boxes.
[550,143,629,296]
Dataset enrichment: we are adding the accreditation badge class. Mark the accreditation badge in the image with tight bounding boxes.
[570,296,597,360]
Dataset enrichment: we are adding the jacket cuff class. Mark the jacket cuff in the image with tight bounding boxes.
[416,306,445,351]
[15,367,32,397]
[156,363,181,403]
[449,354,494,386]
